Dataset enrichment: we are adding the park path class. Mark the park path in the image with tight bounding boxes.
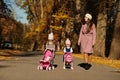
[0,52,120,80]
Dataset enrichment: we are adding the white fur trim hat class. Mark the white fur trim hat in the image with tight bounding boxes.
[85,13,92,20]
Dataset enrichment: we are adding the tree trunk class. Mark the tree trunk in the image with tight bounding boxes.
[109,1,120,59]
[94,13,107,57]
[40,0,43,18]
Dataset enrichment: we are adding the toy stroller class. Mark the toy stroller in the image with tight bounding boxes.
[63,52,73,69]
[37,49,54,70]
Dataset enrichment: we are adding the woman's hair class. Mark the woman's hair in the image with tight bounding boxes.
[83,19,93,34]
[86,21,93,33]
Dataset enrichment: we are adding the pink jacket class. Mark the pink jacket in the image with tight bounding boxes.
[78,23,96,53]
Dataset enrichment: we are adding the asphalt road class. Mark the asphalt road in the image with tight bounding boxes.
[0,52,120,80]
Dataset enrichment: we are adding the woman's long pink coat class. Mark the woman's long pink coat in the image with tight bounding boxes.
[78,24,96,53]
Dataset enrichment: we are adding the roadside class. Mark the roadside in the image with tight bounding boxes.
[56,52,120,69]
[0,49,23,60]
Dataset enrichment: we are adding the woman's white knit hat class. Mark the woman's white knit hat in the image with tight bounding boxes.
[85,13,92,20]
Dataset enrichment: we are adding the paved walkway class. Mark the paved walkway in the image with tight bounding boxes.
[0,52,120,80]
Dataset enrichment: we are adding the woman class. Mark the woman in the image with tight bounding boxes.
[78,13,96,69]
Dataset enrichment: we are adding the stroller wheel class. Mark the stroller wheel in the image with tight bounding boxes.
[37,66,40,70]
[52,66,54,70]
[40,66,43,70]
[48,67,51,70]
[46,66,49,70]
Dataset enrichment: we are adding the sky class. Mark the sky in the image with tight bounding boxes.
[4,0,28,24]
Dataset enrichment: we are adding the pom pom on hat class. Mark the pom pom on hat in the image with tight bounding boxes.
[85,13,92,20]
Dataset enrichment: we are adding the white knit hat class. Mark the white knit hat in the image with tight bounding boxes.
[48,32,53,40]
[85,13,92,20]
